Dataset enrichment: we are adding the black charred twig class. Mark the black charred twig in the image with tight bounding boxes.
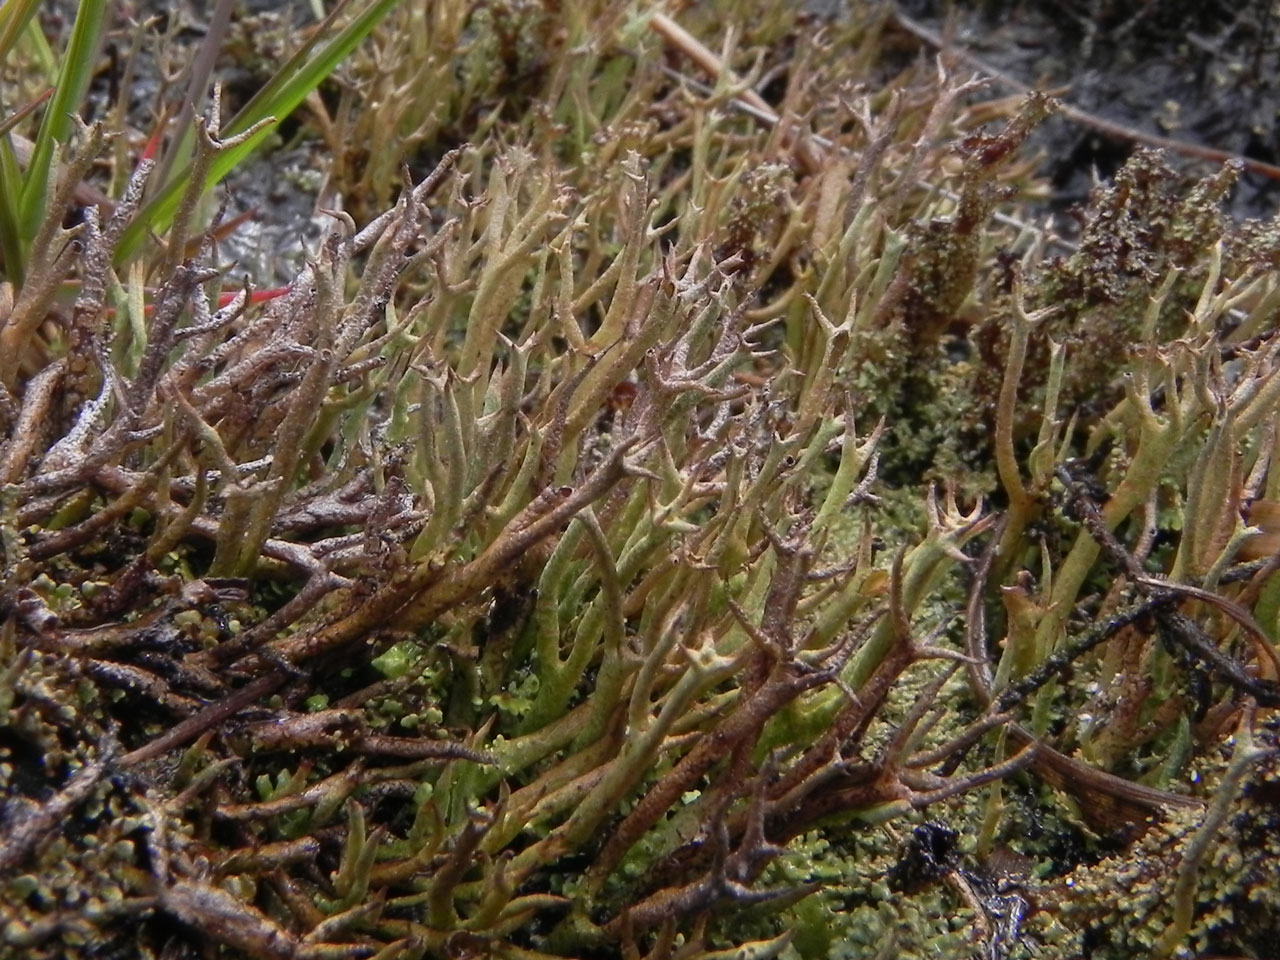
[962,515,1204,823]
[1058,464,1280,705]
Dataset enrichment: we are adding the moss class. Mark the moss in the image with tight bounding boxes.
[1,3,1278,959]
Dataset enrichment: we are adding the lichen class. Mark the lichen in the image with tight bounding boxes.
[1,3,1278,959]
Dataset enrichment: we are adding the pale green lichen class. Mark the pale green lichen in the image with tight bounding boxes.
[2,3,1279,959]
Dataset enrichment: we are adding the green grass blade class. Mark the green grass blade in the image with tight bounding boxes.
[114,0,403,265]
[21,9,56,76]
[0,137,28,283]
[16,0,109,240]
[221,0,363,139]
[0,0,43,66]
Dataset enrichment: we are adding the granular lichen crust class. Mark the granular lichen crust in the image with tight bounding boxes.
[2,3,1279,959]
[1029,750,1280,959]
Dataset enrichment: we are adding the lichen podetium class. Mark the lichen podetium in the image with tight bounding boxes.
[1,3,1279,959]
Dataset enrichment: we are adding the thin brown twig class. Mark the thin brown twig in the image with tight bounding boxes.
[890,9,1280,184]
[649,11,824,175]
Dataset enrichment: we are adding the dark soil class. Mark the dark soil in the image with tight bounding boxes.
[892,0,1280,221]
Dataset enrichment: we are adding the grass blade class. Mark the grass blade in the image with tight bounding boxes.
[0,0,42,66]
[114,0,403,265]
[221,0,364,140]
[16,0,109,240]
[0,137,27,283]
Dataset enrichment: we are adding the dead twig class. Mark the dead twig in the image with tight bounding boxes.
[890,8,1280,184]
